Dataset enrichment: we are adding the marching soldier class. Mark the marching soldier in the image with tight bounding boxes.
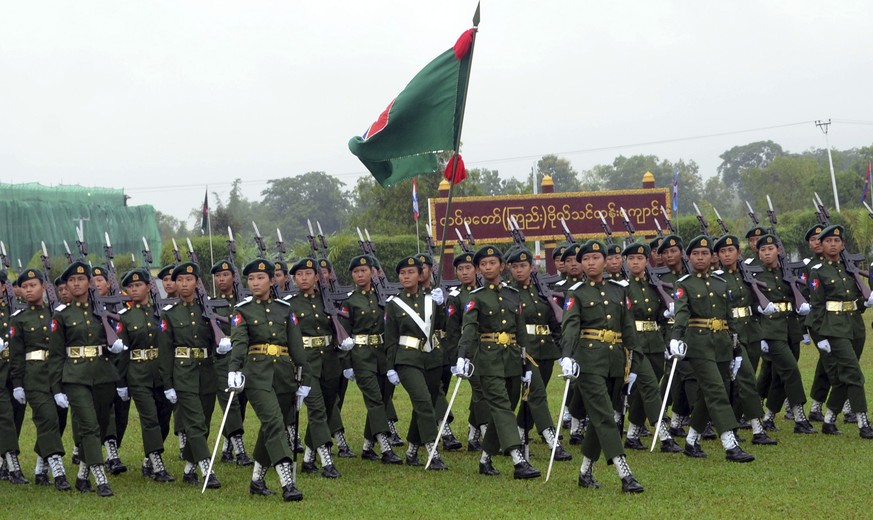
[2,270,29,486]
[554,243,586,441]
[551,244,569,279]
[55,276,72,305]
[273,260,291,293]
[456,246,540,479]
[648,237,664,267]
[605,244,624,281]
[801,224,829,422]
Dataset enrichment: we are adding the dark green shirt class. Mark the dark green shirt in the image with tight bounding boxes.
[49,300,119,391]
[509,279,561,361]
[158,300,217,393]
[116,302,161,388]
[9,304,55,391]
[670,272,733,362]
[806,259,865,340]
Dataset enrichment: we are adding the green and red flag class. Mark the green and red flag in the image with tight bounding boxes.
[348,28,476,187]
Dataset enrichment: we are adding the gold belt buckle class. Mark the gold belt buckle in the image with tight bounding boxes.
[602,330,616,343]
[712,320,726,331]
[267,344,278,356]
[84,346,98,357]
[536,325,549,335]
[497,331,511,345]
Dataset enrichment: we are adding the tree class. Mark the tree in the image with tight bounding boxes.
[717,140,784,189]
[537,155,581,192]
[155,211,188,243]
[739,156,822,214]
[259,172,349,242]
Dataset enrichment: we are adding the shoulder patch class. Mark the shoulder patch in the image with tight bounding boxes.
[235,296,254,307]
[449,288,461,297]
[609,279,629,287]
[501,285,519,293]
[678,274,691,282]
[711,275,726,282]
[470,287,485,294]
[569,281,583,291]
[811,263,822,270]
[54,304,67,313]
[10,309,22,317]
[162,303,176,311]
[274,298,290,306]
[554,280,566,287]
[713,269,724,275]
[118,308,128,315]
[743,258,754,265]
[803,258,811,265]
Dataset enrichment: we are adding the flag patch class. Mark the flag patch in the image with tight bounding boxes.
[159,319,168,332]
[50,320,59,332]
[290,312,298,326]
[115,322,123,334]
[810,279,820,291]
[8,325,15,338]
[564,297,575,311]
[232,313,245,327]
[447,304,455,317]
[464,300,476,313]
[673,287,685,299]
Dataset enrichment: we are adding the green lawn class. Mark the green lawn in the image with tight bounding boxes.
[6,340,873,519]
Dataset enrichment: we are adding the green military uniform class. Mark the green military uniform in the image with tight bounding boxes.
[0,282,26,483]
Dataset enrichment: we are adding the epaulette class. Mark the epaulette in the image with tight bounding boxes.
[235,296,254,307]
[500,283,519,293]
[162,303,176,311]
[811,263,822,270]
[274,298,290,306]
[470,287,485,294]
[282,294,293,302]
[54,304,67,312]
[713,269,724,275]
[10,309,22,317]
[678,274,691,282]
[609,279,629,287]
[711,274,726,282]
[448,287,461,297]
[118,308,128,315]
[569,281,583,291]
[554,280,566,287]
[803,258,811,265]
[743,258,754,265]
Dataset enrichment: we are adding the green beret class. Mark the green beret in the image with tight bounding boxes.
[318,258,333,272]
[561,243,582,262]
[756,234,779,248]
[552,243,569,260]
[62,261,91,282]
[0,270,7,283]
[745,226,767,239]
[685,235,712,255]
[157,264,175,279]
[348,255,376,271]
[16,268,44,286]
[91,265,108,280]
[416,253,434,267]
[120,268,150,286]
[819,225,844,241]
[622,242,651,257]
[243,258,274,277]
[577,240,606,259]
[54,275,64,286]
[396,255,423,274]
[657,234,683,254]
[473,245,503,265]
[606,243,622,256]
[805,225,825,241]
[453,252,474,267]
[649,237,663,251]
[290,258,318,275]
[211,259,234,275]
[712,234,740,252]
[171,261,200,281]
[274,260,288,273]
[371,257,382,270]
[506,248,534,264]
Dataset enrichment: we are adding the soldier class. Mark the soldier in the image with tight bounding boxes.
[554,243,586,441]
[552,244,569,278]
[456,246,540,479]
[1,269,28,486]
[228,258,308,501]
[158,261,224,489]
[801,224,829,422]
[210,260,252,467]
[604,244,624,281]
[157,263,186,458]
[806,225,873,438]
[559,240,644,493]
[55,276,72,305]
[384,255,448,469]
[115,268,174,482]
[670,236,754,462]
[648,237,664,267]
[49,261,125,496]
[370,257,403,446]
[286,258,341,478]
[273,260,290,293]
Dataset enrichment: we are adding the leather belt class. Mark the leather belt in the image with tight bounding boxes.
[249,343,288,356]
[399,335,425,350]
[302,335,332,349]
[130,348,159,361]
[354,334,383,346]
[175,347,208,359]
[25,350,49,361]
[480,332,516,346]
[688,318,728,331]
[731,306,752,319]
[826,301,857,312]
[774,302,793,313]
[525,324,551,335]
[634,320,660,332]
[580,329,622,343]
[67,346,105,358]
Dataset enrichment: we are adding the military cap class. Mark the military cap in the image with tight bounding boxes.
[756,234,779,248]
[561,243,582,262]
[745,226,767,239]
[0,270,6,283]
[657,234,683,254]
[577,240,606,259]
[506,248,534,264]
[685,235,712,255]
[395,255,423,274]
[171,261,200,281]
[290,258,318,275]
[348,255,376,271]
[371,257,382,270]
[157,264,175,279]
[818,225,844,241]
[805,224,825,241]
[453,252,474,267]
[120,268,150,286]
[416,253,434,266]
[274,259,288,274]
[606,243,622,256]
[61,261,91,282]
[243,258,274,277]
[54,275,64,286]
[622,242,651,257]
[91,265,108,280]
[649,236,663,252]
[552,243,569,260]
[473,245,503,265]
[211,259,235,275]
[713,234,740,252]
[16,268,44,286]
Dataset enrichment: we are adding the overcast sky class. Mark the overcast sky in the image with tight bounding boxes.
[2,1,871,226]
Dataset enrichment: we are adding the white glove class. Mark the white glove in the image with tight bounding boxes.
[623,372,637,395]
[865,294,873,308]
[758,303,777,316]
[667,339,686,360]
[559,357,579,380]
[227,371,245,391]
[431,288,445,305]
[296,385,311,399]
[454,358,473,379]
[760,340,769,354]
[217,337,233,355]
[12,387,25,405]
[109,338,127,354]
[0,337,6,353]
[339,337,355,351]
[386,369,400,386]
[802,333,811,345]
[729,356,742,381]
[816,339,831,354]
[796,302,811,316]
[343,368,356,381]
[164,388,178,404]
[116,387,130,401]
[663,302,675,319]
[521,370,532,385]
[54,392,69,408]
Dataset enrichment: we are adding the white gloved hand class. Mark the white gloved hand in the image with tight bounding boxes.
[623,372,637,395]
[796,302,811,316]
[216,337,233,355]
[163,388,178,404]
[758,302,777,316]
[802,333,812,345]
[340,337,355,351]
[760,340,769,354]
[386,370,400,386]
[450,365,460,376]
[343,368,356,381]
[109,338,127,354]
[667,339,686,360]
[729,356,742,380]
[816,339,831,354]
[865,293,873,308]
[116,387,130,401]
[54,392,69,408]
[454,358,473,379]
[431,288,445,305]
[296,385,311,399]
[0,337,6,353]
[227,371,245,391]
[663,302,675,319]
[12,387,25,405]
[521,370,532,385]
[559,357,579,380]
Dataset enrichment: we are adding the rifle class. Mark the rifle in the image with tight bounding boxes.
[355,227,399,307]
[141,237,172,318]
[508,216,565,321]
[559,218,577,244]
[226,227,251,299]
[0,241,25,312]
[710,206,771,309]
[103,232,122,297]
[598,213,631,280]
[752,198,807,307]
[40,242,60,310]
[185,238,230,344]
[171,238,183,264]
[62,240,74,265]
[659,205,693,275]
[306,220,350,344]
[619,207,674,306]
[251,222,279,299]
[453,227,484,287]
[816,195,871,299]
[74,226,122,344]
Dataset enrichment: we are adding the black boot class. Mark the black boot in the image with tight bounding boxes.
[361,449,380,461]
[660,438,682,453]
[75,477,93,493]
[35,473,51,486]
[683,442,707,458]
[381,451,402,465]
[822,423,842,435]
[282,484,303,502]
[96,483,113,497]
[621,475,645,493]
[752,432,778,445]
[794,420,817,434]
[577,473,601,489]
[554,445,573,461]
[725,446,755,463]
[512,460,541,480]
[479,458,499,476]
[250,479,275,496]
[54,475,72,491]
[624,437,645,450]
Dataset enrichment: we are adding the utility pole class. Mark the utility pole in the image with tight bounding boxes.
[816,119,839,212]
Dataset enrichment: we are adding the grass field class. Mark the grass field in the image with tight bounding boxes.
[5,338,873,519]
